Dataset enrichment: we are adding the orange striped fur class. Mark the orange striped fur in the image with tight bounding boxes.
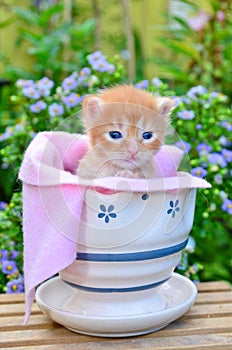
[78,85,174,179]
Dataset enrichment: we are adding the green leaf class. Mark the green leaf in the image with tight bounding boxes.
[171,16,193,34]
[38,3,64,27]
[159,38,201,62]
[0,16,15,29]
[13,7,39,26]
[19,29,42,44]
[70,19,96,36]
[176,0,199,10]
[151,57,193,82]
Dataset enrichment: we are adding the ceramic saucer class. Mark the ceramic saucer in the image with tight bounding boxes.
[36,273,197,337]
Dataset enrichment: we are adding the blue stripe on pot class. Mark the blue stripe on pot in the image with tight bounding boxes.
[76,239,188,262]
[62,277,170,293]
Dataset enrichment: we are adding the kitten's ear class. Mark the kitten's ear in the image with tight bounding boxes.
[157,98,174,117]
[82,96,104,125]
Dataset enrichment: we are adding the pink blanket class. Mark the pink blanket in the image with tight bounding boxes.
[19,131,211,323]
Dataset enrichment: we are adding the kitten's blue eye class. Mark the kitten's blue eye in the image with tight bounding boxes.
[109,131,122,139]
[143,132,153,140]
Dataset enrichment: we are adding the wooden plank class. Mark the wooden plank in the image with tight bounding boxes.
[0,314,52,331]
[1,315,232,347]
[0,293,25,304]
[162,316,232,335]
[0,302,40,317]
[0,328,88,348]
[185,303,232,318]
[197,281,231,292]
[195,291,232,304]
[0,281,232,350]
[1,333,232,350]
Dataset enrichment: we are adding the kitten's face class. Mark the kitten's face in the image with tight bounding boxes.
[81,85,174,177]
[83,101,168,173]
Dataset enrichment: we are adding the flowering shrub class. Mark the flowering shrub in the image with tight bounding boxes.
[0,193,24,293]
[155,0,232,99]
[172,85,232,281]
[0,51,126,171]
[0,50,232,293]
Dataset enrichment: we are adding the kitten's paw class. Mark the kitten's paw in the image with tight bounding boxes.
[116,170,139,178]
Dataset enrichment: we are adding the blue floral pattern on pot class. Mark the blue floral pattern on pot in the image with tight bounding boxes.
[167,200,180,218]
[98,204,117,223]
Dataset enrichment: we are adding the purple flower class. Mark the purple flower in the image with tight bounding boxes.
[0,201,7,210]
[62,93,82,108]
[175,140,191,154]
[182,97,191,105]
[221,121,232,131]
[79,67,91,78]
[0,125,24,141]
[152,77,162,87]
[188,11,210,32]
[222,149,232,162]
[48,103,64,117]
[6,278,24,293]
[187,86,208,99]
[78,67,91,85]
[37,77,54,96]
[82,68,91,75]
[135,80,149,89]
[9,250,20,259]
[105,63,115,73]
[222,198,232,215]
[29,100,47,113]
[171,96,182,107]
[210,92,220,99]
[207,153,227,168]
[0,130,11,142]
[0,250,8,262]
[38,87,51,97]
[196,143,212,156]
[22,86,40,99]
[191,167,208,178]
[62,74,78,92]
[220,191,228,201]
[196,124,202,130]
[15,124,24,133]
[2,260,18,275]
[214,174,223,184]
[219,136,230,147]
[177,110,195,120]
[37,77,54,90]
[87,51,115,73]
[16,79,35,88]
[88,50,105,66]
[217,10,225,22]
[91,60,115,73]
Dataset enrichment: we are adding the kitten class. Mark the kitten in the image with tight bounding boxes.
[77,85,174,179]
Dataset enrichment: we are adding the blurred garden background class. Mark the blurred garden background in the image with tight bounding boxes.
[0,0,231,293]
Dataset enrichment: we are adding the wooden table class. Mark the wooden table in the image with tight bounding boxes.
[0,281,232,349]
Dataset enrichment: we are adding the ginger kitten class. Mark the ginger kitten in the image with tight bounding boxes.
[77,85,174,179]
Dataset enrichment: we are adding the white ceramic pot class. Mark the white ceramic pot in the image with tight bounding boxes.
[60,186,196,294]
[37,181,198,336]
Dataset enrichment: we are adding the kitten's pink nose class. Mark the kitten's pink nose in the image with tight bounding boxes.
[128,142,139,159]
